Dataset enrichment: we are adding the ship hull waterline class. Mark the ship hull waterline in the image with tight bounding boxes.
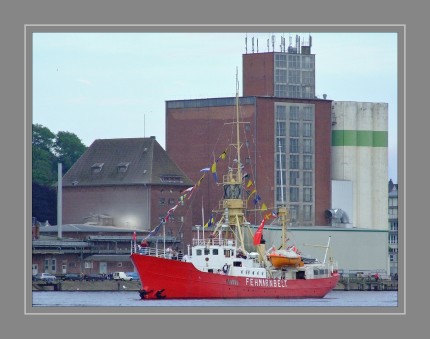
[131,254,340,300]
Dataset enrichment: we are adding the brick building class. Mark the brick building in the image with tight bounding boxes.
[166,96,332,227]
[61,137,195,248]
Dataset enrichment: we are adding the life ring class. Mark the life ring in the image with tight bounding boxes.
[222,264,229,274]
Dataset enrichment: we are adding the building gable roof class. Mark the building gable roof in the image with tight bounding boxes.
[62,137,193,187]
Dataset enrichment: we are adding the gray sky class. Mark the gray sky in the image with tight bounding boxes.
[33,32,397,182]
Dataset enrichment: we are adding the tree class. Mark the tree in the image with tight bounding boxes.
[32,124,56,185]
[32,123,55,150]
[32,124,87,224]
[54,131,87,174]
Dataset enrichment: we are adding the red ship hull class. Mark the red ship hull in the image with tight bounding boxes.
[131,254,340,299]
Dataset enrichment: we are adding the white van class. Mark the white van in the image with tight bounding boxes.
[112,271,132,281]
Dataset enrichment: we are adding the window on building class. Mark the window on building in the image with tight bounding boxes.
[277,138,286,152]
[288,55,300,68]
[275,54,287,68]
[303,155,313,170]
[303,106,313,121]
[389,197,398,207]
[302,70,314,85]
[276,170,287,185]
[159,198,165,205]
[303,205,312,221]
[289,154,299,169]
[289,205,298,221]
[276,186,286,203]
[389,234,398,244]
[303,171,312,186]
[302,55,313,69]
[389,209,398,219]
[275,68,287,83]
[44,259,49,272]
[290,187,299,202]
[117,162,130,173]
[288,70,300,83]
[390,222,398,231]
[276,122,286,136]
[289,171,299,186]
[276,105,287,120]
[290,139,299,153]
[160,176,183,183]
[303,139,312,153]
[289,106,299,120]
[288,85,300,98]
[91,163,104,174]
[303,123,312,137]
[84,261,93,269]
[290,122,299,137]
[275,84,287,97]
[303,188,313,202]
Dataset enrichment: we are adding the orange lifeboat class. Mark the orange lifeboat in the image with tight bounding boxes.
[268,247,304,268]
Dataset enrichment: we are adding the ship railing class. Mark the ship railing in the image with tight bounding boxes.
[192,238,236,247]
[134,246,183,260]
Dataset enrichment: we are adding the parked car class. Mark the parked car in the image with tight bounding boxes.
[112,271,133,281]
[125,272,140,281]
[33,273,57,282]
[62,273,83,281]
[84,274,106,281]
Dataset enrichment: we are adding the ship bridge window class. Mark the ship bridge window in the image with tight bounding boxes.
[204,248,210,255]
[314,269,319,275]
[233,261,242,267]
[196,249,202,256]
[212,249,219,255]
[224,249,233,258]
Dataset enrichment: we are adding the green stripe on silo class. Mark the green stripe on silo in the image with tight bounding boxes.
[372,131,388,147]
[332,130,388,147]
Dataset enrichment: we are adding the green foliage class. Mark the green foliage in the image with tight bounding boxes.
[32,124,87,224]
[54,131,87,171]
[32,124,87,185]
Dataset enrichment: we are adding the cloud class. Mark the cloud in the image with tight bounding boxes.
[76,78,92,86]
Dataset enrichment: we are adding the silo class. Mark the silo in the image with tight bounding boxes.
[371,103,389,230]
[331,101,388,230]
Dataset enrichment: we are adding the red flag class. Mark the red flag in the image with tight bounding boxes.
[253,218,266,245]
[132,231,136,241]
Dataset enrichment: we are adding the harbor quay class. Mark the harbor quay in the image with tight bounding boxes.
[32,279,142,291]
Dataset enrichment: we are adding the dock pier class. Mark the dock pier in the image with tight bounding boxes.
[338,275,398,291]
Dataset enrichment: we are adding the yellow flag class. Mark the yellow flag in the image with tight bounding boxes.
[261,203,267,211]
[247,189,257,202]
[246,179,253,188]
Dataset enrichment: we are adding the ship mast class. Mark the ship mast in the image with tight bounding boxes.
[278,130,288,250]
[235,68,242,180]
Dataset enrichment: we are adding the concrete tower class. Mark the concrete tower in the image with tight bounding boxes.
[331,101,388,230]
